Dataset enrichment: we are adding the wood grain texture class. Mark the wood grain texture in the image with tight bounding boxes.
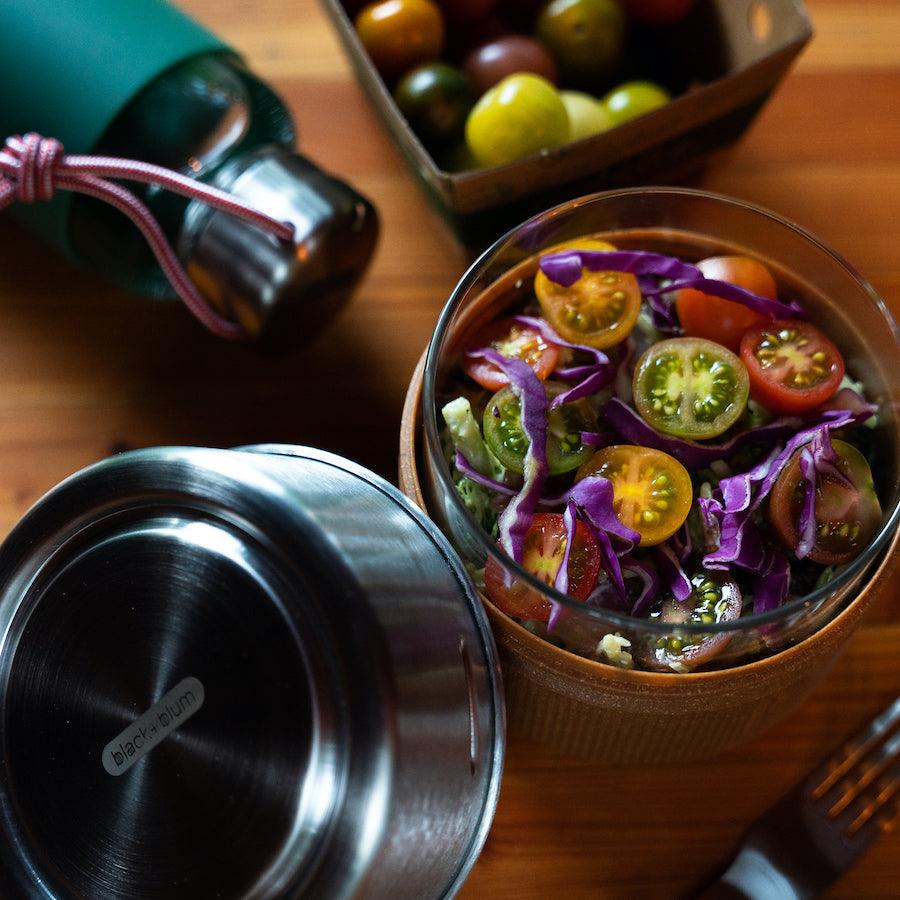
[0,0,897,896]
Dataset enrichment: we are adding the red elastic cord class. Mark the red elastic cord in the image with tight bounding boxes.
[0,133,295,340]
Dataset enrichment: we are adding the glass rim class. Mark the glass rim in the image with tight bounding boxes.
[422,186,900,636]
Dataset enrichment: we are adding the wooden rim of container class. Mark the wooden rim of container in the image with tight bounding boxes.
[400,348,899,696]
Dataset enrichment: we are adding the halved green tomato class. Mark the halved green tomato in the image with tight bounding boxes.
[638,573,743,671]
[483,512,601,621]
[633,337,749,439]
[768,439,882,565]
[574,445,692,545]
[534,239,641,349]
[482,382,595,475]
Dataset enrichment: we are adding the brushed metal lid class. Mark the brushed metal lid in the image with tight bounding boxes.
[0,447,503,899]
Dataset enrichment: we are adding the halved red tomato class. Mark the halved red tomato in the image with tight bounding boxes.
[740,320,844,415]
[534,239,641,349]
[483,513,601,621]
[574,445,692,546]
[768,439,882,565]
[462,317,559,392]
[674,255,775,352]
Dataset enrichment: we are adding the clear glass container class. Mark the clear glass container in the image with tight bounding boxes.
[421,188,900,674]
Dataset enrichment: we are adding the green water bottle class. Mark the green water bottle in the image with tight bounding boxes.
[0,0,379,342]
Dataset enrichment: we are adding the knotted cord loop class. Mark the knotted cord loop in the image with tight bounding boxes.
[0,133,295,340]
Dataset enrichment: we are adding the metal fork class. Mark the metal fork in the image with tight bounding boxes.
[696,696,900,899]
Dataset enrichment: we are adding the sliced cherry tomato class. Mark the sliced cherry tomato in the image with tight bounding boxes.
[633,337,749,439]
[484,513,601,620]
[355,0,445,79]
[768,439,882,565]
[637,573,742,671]
[534,238,641,349]
[482,382,596,476]
[739,320,845,415]
[462,317,560,392]
[674,255,776,352]
[574,445,692,545]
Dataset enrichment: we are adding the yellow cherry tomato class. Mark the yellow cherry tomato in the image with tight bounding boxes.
[534,238,641,349]
[575,445,692,546]
[355,0,445,78]
[465,73,569,167]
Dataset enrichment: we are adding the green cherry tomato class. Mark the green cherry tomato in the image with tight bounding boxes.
[536,0,626,86]
[355,0,445,79]
[483,382,596,476]
[633,337,750,440]
[465,73,569,167]
[559,90,613,140]
[394,63,474,144]
[602,80,671,126]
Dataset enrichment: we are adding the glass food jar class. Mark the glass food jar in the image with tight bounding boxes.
[402,187,900,763]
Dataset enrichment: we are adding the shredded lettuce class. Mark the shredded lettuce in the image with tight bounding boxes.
[454,476,498,539]
[441,396,503,479]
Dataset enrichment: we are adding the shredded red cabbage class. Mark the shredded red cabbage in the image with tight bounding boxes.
[751,549,791,615]
[555,500,577,596]
[566,476,639,601]
[471,349,549,563]
[671,522,692,563]
[601,398,875,469]
[540,249,805,319]
[654,544,692,602]
[512,315,614,409]
[796,448,818,559]
[623,556,661,615]
[702,413,857,570]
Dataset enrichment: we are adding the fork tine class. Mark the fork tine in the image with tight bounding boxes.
[812,696,900,800]
[828,727,900,819]
[846,758,900,838]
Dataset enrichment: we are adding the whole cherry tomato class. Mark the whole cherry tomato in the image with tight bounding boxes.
[394,63,474,144]
[602,80,671,125]
[465,73,569,166]
[674,255,776,352]
[463,35,559,94]
[355,0,445,79]
[536,0,626,87]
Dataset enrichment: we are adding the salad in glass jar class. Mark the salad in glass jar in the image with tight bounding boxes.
[437,238,884,673]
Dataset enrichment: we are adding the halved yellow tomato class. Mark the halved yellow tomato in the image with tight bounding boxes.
[534,238,640,349]
[575,444,692,545]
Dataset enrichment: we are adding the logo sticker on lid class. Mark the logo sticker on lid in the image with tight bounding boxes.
[102,676,205,776]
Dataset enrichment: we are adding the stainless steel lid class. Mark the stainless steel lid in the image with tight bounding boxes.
[0,446,503,899]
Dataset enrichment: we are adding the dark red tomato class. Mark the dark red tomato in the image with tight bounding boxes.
[619,0,696,25]
[674,255,776,352]
[484,513,601,620]
[768,439,882,565]
[437,0,499,21]
[462,317,559,391]
[639,573,742,672]
[739,320,845,415]
[355,0,445,78]
[463,35,559,93]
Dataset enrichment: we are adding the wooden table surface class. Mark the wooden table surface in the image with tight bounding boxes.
[1,0,898,897]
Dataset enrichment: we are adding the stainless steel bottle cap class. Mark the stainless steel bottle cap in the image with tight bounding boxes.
[179,147,379,344]
[0,446,503,899]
